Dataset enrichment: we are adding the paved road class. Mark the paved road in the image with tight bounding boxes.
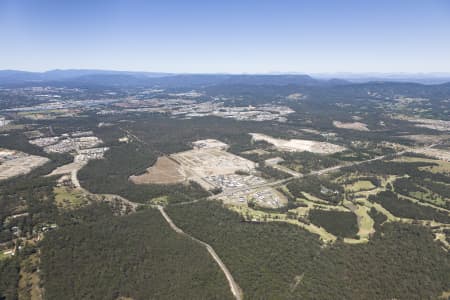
[210,150,411,199]
[211,141,443,200]
[157,206,243,300]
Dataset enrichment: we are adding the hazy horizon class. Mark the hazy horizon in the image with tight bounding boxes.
[3,69,450,78]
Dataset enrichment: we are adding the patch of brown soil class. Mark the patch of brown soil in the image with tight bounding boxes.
[130,156,186,184]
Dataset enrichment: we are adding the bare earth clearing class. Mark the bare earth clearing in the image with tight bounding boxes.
[413,119,450,131]
[399,134,450,144]
[172,148,256,177]
[170,145,256,190]
[0,150,49,180]
[130,156,186,184]
[396,116,450,131]
[250,133,346,154]
[47,161,87,176]
[333,120,369,131]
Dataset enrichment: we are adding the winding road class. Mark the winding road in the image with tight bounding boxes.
[157,206,244,300]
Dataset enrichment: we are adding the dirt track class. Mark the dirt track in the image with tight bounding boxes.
[157,206,243,300]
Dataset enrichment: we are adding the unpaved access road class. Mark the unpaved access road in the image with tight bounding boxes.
[157,206,244,300]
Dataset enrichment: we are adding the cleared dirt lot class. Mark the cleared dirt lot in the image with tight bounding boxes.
[250,133,346,154]
[47,161,87,176]
[333,121,369,131]
[171,145,257,190]
[130,156,186,184]
[0,153,49,180]
[172,148,256,177]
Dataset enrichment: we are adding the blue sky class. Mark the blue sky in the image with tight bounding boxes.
[1,0,450,73]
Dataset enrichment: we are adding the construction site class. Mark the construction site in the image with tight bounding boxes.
[129,139,288,209]
[171,148,255,187]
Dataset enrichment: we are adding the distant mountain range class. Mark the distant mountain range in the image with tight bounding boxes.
[0,69,449,88]
[0,69,170,85]
[312,72,450,84]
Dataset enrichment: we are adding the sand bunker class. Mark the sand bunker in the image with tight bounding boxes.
[250,133,345,154]
[130,156,186,184]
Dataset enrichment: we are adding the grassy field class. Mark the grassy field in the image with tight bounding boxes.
[352,204,375,240]
[53,186,89,209]
[0,252,11,261]
[409,189,447,207]
[149,195,169,206]
[301,192,331,204]
[345,180,375,192]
